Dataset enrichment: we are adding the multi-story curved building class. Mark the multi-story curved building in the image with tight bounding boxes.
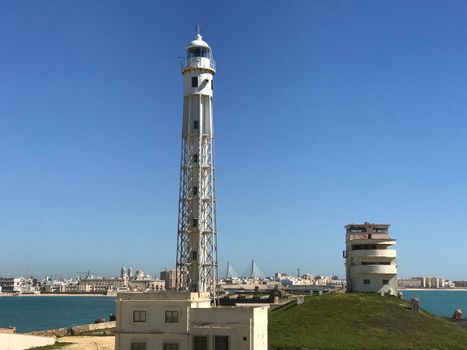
[344,223,398,295]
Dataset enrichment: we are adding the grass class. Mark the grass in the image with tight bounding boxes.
[26,342,73,350]
[269,293,467,350]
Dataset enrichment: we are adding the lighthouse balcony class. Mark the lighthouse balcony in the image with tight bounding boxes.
[182,57,216,72]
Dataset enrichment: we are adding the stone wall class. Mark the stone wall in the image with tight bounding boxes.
[71,321,116,335]
[451,318,467,330]
[27,321,116,337]
[0,327,16,334]
[28,327,69,337]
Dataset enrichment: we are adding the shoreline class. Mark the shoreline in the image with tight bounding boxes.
[400,288,467,291]
[0,293,116,297]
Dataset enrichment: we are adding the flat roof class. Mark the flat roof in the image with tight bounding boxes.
[117,291,211,301]
[345,223,390,228]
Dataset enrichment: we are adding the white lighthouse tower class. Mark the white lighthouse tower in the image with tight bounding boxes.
[175,30,218,298]
[114,32,269,350]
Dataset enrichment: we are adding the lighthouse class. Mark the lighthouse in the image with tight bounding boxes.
[114,32,269,350]
[175,31,218,298]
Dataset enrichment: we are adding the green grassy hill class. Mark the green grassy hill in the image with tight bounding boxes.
[269,293,467,350]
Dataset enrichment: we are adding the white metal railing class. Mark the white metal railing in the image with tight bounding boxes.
[181,57,216,71]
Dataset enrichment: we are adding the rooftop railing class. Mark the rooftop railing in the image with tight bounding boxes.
[181,57,216,71]
[348,233,392,241]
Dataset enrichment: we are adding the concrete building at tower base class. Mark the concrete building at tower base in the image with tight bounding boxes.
[115,292,268,350]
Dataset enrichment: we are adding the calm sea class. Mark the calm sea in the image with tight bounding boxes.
[0,296,115,333]
[402,290,467,317]
[1,291,466,332]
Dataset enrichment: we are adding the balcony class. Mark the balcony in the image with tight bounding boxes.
[351,264,397,275]
[348,237,396,246]
[181,57,216,72]
[349,249,397,259]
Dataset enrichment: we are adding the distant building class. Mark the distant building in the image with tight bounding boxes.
[160,268,177,291]
[344,223,398,295]
[42,283,61,293]
[0,277,21,293]
[127,267,133,280]
[130,279,165,292]
[412,276,446,288]
[45,278,129,294]
[134,269,145,281]
[60,282,79,293]
[21,284,40,294]
[274,272,287,279]
[398,278,422,288]
[77,278,127,293]
[453,280,467,288]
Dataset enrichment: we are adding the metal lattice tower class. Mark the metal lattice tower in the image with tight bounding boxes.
[175,32,218,299]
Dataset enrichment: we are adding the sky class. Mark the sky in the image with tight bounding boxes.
[0,0,466,280]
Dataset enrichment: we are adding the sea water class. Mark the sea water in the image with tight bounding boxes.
[0,296,115,332]
[402,290,467,317]
[1,291,466,332]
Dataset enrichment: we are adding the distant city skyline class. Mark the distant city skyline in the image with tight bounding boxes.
[1,1,466,280]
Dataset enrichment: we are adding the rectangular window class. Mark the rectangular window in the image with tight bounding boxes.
[131,343,146,350]
[193,154,198,163]
[363,279,370,285]
[163,344,179,350]
[192,77,198,87]
[193,120,199,129]
[193,186,198,195]
[165,310,178,323]
[383,279,389,285]
[211,80,214,90]
[192,218,198,228]
[215,336,229,350]
[132,310,146,323]
[192,251,198,260]
[193,336,209,350]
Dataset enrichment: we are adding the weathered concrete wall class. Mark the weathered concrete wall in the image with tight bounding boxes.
[451,318,467,330]
[71,321,116,335]
[27,321,116,337]
[0,327,16,334]
[28,327,69,337]
[0,333,55,350]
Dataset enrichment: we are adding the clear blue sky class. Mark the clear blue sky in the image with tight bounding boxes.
[1,0,466,280]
